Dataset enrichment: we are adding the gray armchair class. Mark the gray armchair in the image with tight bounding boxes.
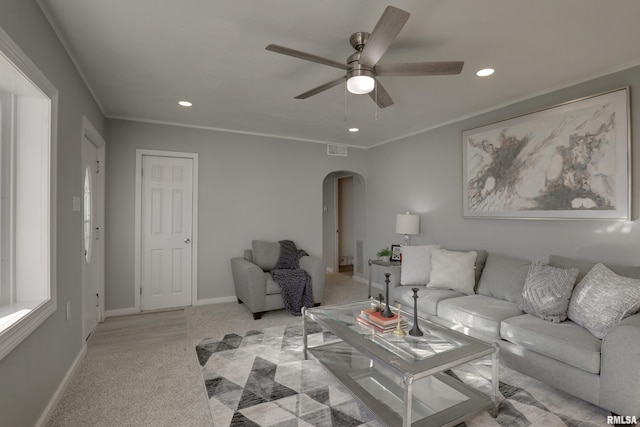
[231,240,326,319]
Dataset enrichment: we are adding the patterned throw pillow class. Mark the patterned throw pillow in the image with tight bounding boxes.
[518,261,579,323]
[568,263,640,339]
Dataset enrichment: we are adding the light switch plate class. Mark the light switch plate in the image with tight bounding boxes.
[73,196,81,212]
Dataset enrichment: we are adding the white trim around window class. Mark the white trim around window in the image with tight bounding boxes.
[0,26,58,361]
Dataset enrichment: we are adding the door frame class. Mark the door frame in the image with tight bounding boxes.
[134,149,199,311]
[81,116,105,338]
[334,175,354,273]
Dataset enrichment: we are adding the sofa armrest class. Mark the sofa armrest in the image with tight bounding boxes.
[230,257,267,311]
[299,255,326,305]
[600,312,640,417]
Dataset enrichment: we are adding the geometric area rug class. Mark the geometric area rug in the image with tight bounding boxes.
[196,323,611,426]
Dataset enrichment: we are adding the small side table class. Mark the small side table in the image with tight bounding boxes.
[367,259,401,299]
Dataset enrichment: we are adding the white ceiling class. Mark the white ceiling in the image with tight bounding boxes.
[38,0,640,149]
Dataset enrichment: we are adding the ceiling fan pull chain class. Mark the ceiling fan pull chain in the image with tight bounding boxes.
[374,83,379,120]
[344,82,348,121]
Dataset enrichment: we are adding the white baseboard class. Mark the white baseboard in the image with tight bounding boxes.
[104,296,244,316]
[352,276,367,285]
[326,267,334,273]
[370,281,384,292]
[105,307,140,318]
[194,296,237,306]
[36,343,87,427]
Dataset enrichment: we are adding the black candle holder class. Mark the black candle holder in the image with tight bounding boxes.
[381,273,394,318]
[409,287,423,336]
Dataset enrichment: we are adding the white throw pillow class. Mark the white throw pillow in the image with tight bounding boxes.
[400,244,440,285]
[428,249,477,295]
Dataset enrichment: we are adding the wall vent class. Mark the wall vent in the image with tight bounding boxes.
[355,240,364,274]
[327,144,347,157]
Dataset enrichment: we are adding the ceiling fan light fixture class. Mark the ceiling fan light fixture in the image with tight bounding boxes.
[346,67,375,94]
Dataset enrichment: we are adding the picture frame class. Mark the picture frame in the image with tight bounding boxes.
[390,244,402,261]
[462,87,630,220]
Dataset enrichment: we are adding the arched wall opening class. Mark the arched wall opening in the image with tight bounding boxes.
[322,171,366,280]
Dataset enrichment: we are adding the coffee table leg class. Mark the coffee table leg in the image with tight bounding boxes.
[302,307,308,360]
[403,374,413,427]
[491,344,500,417]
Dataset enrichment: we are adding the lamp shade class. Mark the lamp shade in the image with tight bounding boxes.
[395,212,419,235]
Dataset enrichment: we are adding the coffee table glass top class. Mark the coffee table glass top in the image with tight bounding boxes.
[305,300,493,375]
[304,300,499,426]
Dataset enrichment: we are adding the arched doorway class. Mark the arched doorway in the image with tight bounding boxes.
[322,171,366,279]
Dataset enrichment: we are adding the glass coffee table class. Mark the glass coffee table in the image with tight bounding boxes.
[302,301,499,427]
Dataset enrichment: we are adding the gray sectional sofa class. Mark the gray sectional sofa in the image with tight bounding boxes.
[391,250,640,417]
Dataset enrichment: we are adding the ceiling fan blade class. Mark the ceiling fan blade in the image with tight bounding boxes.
[369,79,394,108]
[266,44,349,70]
[359,6,410,67]
[295,76,346,99]
[376,61,464,76]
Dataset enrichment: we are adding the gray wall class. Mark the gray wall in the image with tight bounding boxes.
[0,1,105,425]
[366,66,640,284]
[104,120,367,310]
[2,3,638,423]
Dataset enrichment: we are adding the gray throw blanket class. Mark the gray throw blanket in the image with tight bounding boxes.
[271,240,313,315]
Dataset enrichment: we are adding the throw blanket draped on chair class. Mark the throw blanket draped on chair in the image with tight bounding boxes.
[271,240,313,315]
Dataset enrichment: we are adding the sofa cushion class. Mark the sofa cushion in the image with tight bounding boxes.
[252,240,280,271]
[437,295,523,341]
[549,254,640,283]
[265,272,281,295]
[440,249,488,286]
[392,285,464,316]
[476,254,530,304]
[428,249,477,295]
[501,314,602,374]
[568,263,640,339]
[518,261,579,323]
[400,244,440,285]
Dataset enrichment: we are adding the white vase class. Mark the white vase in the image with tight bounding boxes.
[381,256,390,262]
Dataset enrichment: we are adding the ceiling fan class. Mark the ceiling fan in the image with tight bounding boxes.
[266,5,464,108]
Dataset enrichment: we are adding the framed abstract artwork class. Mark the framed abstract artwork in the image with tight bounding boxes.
[462,87,630,220]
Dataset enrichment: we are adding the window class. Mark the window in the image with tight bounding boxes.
[0,28,57,360]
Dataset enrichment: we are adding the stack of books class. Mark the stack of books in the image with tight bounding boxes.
[357,308,408,334]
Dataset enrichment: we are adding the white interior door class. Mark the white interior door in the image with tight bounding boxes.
[81,135,101,340]
[140,155,193,310]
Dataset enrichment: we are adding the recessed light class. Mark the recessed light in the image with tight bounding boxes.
[476,68,495,77]
[348,127,359,132]
[178,100,193,107]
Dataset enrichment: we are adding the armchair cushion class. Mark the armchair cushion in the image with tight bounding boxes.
[251,240,280,271]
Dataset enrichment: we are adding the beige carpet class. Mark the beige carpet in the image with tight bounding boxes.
[46,272,611,426]
[46,271,368,427]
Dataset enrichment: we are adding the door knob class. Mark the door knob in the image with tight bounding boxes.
[184,238,191,244]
